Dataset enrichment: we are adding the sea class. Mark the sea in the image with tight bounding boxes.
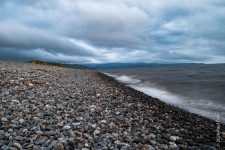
[101,64,225,123]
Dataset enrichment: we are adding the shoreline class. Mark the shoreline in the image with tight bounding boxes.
[100,72,225,124]
[0,61,225,149]
[96,72,225,148]
[97,72,224,125]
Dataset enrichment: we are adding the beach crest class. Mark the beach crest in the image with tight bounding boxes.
[0,61,224,149]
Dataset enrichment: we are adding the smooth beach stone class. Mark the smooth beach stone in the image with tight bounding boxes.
[125,137,133,143]
[91,124,97,128]
[83,125,90,132]
[150,140,156,145]
[38,137,48,145]
[100,120,107,124]
[8,128,13,133]
[62,125,71,130]
[18,118,25,124]
[13,143,23,150]
[0,130,4,135]
[33,145,40,150]
[108,121,116,129]
[68,130,75,137]
[83,133,90,138]
[149,134,156,139]
[143,144,155,150]
[221,132,225,138]
[169,136,179,142]
[96,94,101,98]
[44,130,58,136]
[94,129,100,135]
[14,136,24,141]
[24,144,34,149]
[44,139,52,146]
[35,130,43,135]
[76,116,84,121]
[169,142,179,150]
[1,117,8,122]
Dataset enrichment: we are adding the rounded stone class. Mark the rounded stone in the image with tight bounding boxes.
[169,136,178,142]
[94,129,100,135]
[13,143,22,150]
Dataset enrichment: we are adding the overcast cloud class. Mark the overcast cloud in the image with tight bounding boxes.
[0,0,224,63]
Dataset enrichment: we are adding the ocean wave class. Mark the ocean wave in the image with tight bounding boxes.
[104,73,225,123]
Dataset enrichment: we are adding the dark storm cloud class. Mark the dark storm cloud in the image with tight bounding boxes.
[0,0,225,63]
[0,22,94,56]
[0,48,95,64]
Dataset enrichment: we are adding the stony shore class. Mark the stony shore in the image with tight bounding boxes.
[0,61,224,150]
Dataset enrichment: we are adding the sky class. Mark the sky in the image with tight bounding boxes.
[0,0,225,64]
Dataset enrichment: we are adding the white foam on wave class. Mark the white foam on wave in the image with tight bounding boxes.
[116,75,141,84]
[104,73,225,123]
[105,73,141,84]
[130,84,183,104]
[106,73,183,105]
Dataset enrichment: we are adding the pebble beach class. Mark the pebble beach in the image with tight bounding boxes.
[0,61,225,150]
